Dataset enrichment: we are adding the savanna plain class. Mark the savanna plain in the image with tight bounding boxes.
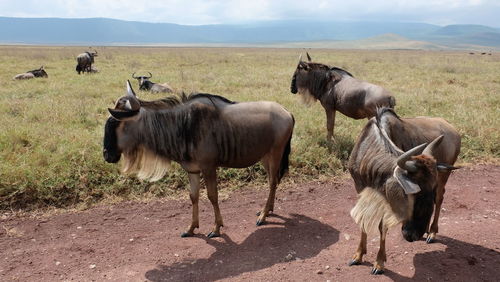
[0,46,499,281]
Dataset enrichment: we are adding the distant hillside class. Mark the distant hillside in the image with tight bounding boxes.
[1,17,499,50]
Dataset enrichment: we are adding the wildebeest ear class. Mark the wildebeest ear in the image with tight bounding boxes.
[126,80,137,97]
[108,108,139,120]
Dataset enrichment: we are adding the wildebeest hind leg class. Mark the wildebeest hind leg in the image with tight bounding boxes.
[181,173,201,237]
[257,153,280,226]
[204,169,224,238]
[427,173,449,243]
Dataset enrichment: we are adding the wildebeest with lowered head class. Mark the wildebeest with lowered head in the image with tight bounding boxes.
[76,49,98,74]
[103,81,294,238]
[132,72,174,93]
[290,52,396,141]
[375,107,460,243]
[347,108,459,274]
[12,66,48,80]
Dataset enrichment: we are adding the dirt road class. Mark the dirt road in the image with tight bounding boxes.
[1,164,499,281]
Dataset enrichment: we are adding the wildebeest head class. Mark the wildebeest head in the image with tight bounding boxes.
[103,80,141,163]
[290,53,342,99]
[132,72,153,90]
[29,66,48,78]
[397,136,458,242]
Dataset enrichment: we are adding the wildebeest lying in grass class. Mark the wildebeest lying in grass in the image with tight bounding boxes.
[132,72,174,93]
[103,81,294,238]
[347,108,459,274]
[76,49,98,74]
[375,107,461,243]
[12,66,48,80]
[290,53,395,141]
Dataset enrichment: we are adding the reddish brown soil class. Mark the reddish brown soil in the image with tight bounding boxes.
[1,164,499,282]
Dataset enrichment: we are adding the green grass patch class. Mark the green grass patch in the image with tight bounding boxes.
[0,47,499,210]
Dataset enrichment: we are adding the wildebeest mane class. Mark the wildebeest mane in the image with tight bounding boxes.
[134,93,235,162]
[330,67,354,78]
[139,96,181,110]
[186,92,237,105]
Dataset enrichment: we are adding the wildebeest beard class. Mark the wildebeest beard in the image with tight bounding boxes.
[103,117,122,163]
[290,73,298,94]
[401,189,435,242]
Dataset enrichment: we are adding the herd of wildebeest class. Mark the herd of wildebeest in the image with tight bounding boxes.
[15,49,462,275]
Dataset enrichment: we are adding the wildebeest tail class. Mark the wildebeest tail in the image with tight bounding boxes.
[278,115,294,183]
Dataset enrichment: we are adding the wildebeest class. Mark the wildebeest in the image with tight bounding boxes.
[374,108,461,243]
[347,108,459,274]
[76,49,98,74]
[103,81,294,238]
[132,72,174,93]
[290,53,396,141]
[12,66,48,80]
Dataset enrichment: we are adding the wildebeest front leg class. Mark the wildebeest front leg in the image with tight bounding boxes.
[349,231,367,266]
[181,173,201,237]
[325,108,336,142]
[427,175,448,243]
[204,169,224,238]
[372,223,388,275]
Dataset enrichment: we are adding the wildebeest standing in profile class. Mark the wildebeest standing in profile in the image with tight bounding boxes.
[13,66,48,80]
[347,108,459,274]
[290,53,396,141]
[76,49,98,74]
[374,107,460,243]
[132,72,174,93]
[103,81,294,238]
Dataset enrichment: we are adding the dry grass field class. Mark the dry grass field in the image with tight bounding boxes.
[0,46,498,210]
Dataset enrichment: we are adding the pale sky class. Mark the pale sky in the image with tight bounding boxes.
[0,0,499,27]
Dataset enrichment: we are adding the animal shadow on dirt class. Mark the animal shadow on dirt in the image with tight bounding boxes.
[385,236,500,281]
[145,213,339,282]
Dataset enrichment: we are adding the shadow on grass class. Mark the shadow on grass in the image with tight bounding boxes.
[145,213,339,282]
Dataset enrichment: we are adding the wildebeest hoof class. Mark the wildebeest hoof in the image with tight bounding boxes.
[426,236,435,244]
[256,219,266,226]
[371,267,384,275]
[207,231,220,238]
[181,232,194,238]
[348,259,361,266]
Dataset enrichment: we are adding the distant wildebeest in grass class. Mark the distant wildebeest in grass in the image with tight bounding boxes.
[76,49,98,74]
[347,108,459,274]
[103,81,294,238]
[290,52,396,141]
[132,72,173,93]
[12,66,48,80]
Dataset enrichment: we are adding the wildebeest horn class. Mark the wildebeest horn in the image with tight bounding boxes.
[298,54,303,62]
[422,135,444,157]
[132,72,138,79]
[306,52,312,62]
[397,143,428,172]
[147,72,152,78]
[126,80,137,97]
